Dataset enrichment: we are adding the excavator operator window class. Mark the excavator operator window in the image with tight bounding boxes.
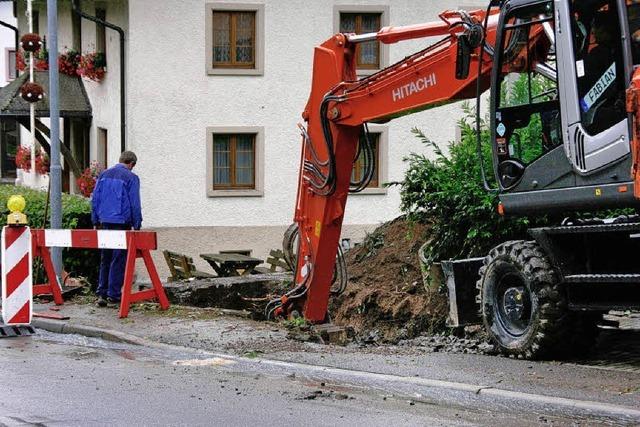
[493,1,560,189]
[570,0,625,136]
[628,2,640,64]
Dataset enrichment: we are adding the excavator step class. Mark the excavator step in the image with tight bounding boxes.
[564,274,640,284]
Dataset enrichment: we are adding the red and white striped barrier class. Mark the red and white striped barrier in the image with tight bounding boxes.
[2,226,32,325]
[43,229,129,249]
[32,229,169,318]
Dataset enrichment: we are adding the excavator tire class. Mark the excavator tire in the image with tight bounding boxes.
[476,240,571,359]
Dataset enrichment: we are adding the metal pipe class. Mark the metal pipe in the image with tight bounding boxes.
[346,32,377,43]
[71,0,126,152]
[48,0,63,279]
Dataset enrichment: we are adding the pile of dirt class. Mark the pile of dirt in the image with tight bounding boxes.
[330,216,448,343]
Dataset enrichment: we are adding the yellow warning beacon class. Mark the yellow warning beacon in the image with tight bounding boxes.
[7,195,28,226]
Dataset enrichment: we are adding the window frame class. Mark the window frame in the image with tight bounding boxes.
[32,10,39,35]
[334,5,389,76]
[96,127,108,169]
[72,6,82,51]
[211,11,256,69]
[212,133,256,190]
[351,125,388,195]
[206,126,264,197]
[0,118,19,180]
[205,3,265,76]
[95,7,106,56]
[340,13,382,70]
[5,48,16,81]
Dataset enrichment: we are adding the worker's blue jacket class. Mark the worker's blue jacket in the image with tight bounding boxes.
[91,163,142,230]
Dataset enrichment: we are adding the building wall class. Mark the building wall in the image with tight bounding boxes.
[16,0,126,180]
[17,1,488,278]
[0,2,16,87]
[125,0,487,275]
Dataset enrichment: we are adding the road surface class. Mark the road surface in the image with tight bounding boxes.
[0,330,635,426]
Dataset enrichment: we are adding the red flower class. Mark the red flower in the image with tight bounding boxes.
[78,52,106,82]
[75,161,103,197]
[58,49,81,76]
[15,146,49,175]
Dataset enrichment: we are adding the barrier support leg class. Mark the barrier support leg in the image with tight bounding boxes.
[119,242,138,319]
[141,249,170,310]
[32,246,64,305]
[119,245,170,319]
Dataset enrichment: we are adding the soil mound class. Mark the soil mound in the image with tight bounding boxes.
[330,217,448,343]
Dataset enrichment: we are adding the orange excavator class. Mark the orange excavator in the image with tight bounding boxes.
[271,0,640,359]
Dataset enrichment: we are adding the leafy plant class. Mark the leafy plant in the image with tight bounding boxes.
[390,105,544,269]
[78,52,106,82]
[0,185,99,284]
[16,47,49,72]
[58,49,82,76]
[15,146,49,175]
[76,161,104,197]
[355,228,385,262]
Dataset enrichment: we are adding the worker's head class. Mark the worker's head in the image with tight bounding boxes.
[591,11,616,45]
[119,151,137,170]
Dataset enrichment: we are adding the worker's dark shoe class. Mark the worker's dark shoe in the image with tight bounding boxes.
[96,296,108,307]
[106,297,120,307]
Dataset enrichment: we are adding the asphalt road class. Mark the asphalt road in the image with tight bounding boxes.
[0,331,635,426]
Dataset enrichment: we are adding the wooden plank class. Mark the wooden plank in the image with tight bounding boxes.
[33,312,70,320]
[269,249,285,258]
[178,255,192,278]
[163,250,179,280]
[219,249,252,256]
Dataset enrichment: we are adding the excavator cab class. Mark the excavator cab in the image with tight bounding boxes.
[490,0,639,214]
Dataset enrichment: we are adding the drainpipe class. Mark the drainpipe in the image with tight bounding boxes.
[71,0,126,152]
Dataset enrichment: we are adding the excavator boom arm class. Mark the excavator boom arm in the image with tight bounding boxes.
[273,6,536,322]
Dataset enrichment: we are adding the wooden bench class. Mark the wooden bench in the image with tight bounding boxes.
[219,249,252,257]
[162,250,215,282]
[252,249,292,274]
[200,253,263,277]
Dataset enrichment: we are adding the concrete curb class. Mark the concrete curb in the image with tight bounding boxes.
[32,319,640,422]
[32,319,150,347]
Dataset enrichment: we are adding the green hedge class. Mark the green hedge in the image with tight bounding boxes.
[393,104,634,273]
[391,106,548,270]
[0,184,99,284]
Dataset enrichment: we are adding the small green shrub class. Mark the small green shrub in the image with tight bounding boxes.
[0,184,99,284]
[390,107,546,268]
[392,104,635,270]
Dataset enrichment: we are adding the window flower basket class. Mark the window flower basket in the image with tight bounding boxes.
[15,146,49,175]
[76,161,103,197]
[20,81,45,102]
[58,49,81,76]
[16,48,49,72]
[20,33,42,52]
[78,52,106,82]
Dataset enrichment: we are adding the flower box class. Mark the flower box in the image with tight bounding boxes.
[15,146,49,175]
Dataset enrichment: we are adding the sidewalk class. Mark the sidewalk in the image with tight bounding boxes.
[31,300,640,413]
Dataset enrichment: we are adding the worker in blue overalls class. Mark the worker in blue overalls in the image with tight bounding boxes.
[91,151,142,307]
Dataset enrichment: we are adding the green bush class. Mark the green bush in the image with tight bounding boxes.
[0,184,99,284]
[390,106,547,268]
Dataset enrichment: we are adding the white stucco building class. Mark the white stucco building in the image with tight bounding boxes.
[0,2,17,86]
[13,0,485,276]
[0,2,18,182]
